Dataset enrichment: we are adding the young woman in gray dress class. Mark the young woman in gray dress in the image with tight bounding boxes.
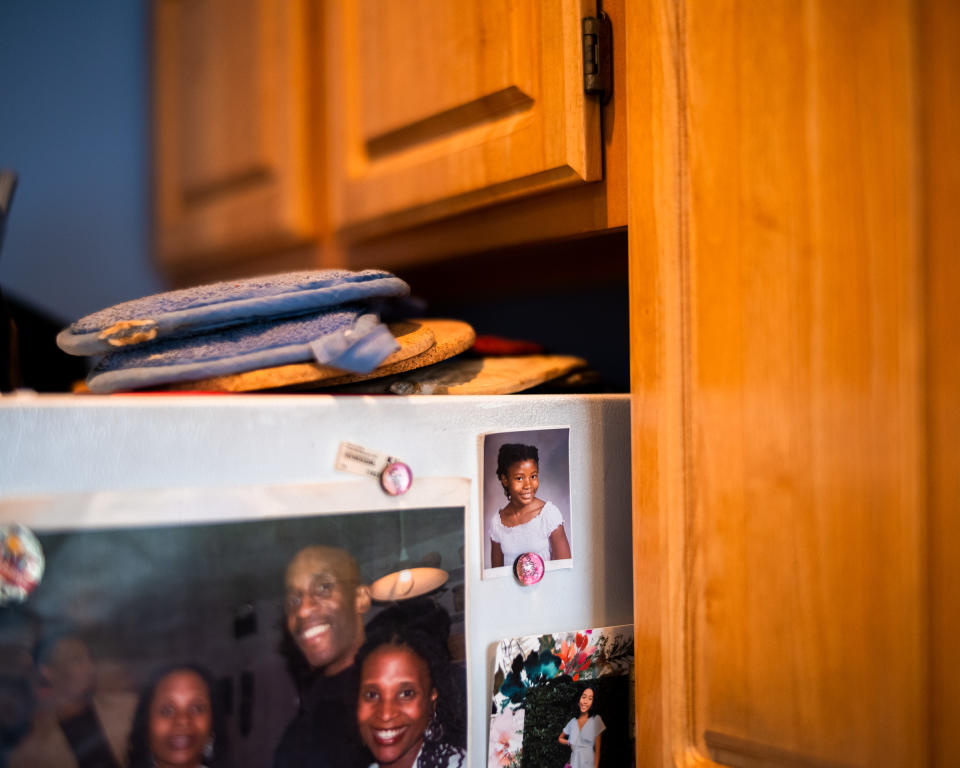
[558,685,604,768]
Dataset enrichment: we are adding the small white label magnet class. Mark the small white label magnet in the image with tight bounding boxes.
[335,441,412,495]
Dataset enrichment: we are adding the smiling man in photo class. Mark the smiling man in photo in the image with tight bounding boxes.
[273,546,371,768]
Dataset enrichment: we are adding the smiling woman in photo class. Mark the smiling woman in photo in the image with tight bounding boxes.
[126,664,228,768]
[355,619,465,768]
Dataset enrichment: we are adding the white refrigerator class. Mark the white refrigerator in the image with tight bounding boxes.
[0,393,633,767]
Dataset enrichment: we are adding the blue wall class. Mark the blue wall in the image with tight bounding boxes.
[0,0,161,324]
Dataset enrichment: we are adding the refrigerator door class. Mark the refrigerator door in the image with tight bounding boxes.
[0,393,633,765]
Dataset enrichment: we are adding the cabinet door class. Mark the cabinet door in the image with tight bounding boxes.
[154,0,317,273]
[628,0,958,766]
[324,0,602,237]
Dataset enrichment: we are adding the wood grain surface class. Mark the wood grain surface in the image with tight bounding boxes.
[922,1,960,764]
[627,0,956,766]
[154,0,319,270]
[322,0,601,234]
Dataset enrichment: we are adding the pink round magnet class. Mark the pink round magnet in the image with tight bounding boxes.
[513,552,545,585]
[0,524,45,604]
[380,461,413,495]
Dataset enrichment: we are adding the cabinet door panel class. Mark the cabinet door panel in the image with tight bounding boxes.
[154,0,316,270]
[176,0,267,198]
[325,0,601,235]
[628,0,941,766]
[357,0,535,145]
[925,1,960,762]
[691,2,924,765]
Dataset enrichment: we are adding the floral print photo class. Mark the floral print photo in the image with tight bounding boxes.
[487,625,634,768]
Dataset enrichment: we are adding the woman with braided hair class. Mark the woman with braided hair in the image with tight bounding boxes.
[355,608,465,768]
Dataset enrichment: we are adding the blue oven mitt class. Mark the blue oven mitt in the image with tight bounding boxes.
[57,269,409,355]
[85,306,400,393]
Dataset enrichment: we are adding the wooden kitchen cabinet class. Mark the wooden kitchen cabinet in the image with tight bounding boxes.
[330,0,626,274]
[153,0,321,277]
[152,0,624,284]
[149,0,960,763]
[627,0,959,766]
[322,0,602,239]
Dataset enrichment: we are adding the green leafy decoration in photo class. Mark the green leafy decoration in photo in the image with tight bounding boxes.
[520,676,578,768]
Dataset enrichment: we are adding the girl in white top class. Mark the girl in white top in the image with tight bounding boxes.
[489,443,571,568]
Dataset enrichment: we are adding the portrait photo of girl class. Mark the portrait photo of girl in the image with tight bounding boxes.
[559,685,605,768]
[482,427,572,577]
[487,624,634,768]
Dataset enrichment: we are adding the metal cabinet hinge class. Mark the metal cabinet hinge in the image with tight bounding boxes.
[582,12,612,104]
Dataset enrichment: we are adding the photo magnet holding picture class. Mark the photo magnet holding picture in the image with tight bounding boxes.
[513,552,545,585]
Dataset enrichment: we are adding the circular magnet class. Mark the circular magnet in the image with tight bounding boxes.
[513,552,545,585]
[0,524,45,604]
[380,461,413,495]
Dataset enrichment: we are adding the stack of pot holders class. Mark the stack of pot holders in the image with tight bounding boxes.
[56,269,411,393]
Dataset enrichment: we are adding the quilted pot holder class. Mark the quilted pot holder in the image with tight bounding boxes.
[57,269,409,355]
[84,307,400,393]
